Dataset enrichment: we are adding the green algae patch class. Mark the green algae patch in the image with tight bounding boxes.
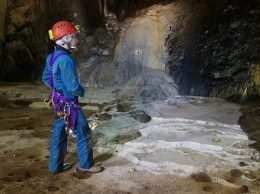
[93,116,141,162]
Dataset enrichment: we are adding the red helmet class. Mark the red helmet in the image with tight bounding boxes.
[49,21,78,41]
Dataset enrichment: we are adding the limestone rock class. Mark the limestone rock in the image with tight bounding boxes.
[112,131,142,144]
[9,5,37,29]
[0,116,31,130]
[130,111,152,123]
[28,102,49,109]
[97,113,112,121]
[212,137,221,143]
[190,172,212,182]
[239,162,248,167]
[113,5,165,84]
[117,99,133,112]
[0,0,7,64]
[230,169,243,178]
[82,105,100,115]
[133,114,151,123]
[237,185,249,193]
[120,69,179,102]
[165,0,257,98]
[4,40,35,81]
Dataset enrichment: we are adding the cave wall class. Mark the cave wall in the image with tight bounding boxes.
[166,0,259,98]
[0,1,7,79]
[107,0,165,21]
[1,0,47,81]
[0,0,258,100]
[0,0,103,82]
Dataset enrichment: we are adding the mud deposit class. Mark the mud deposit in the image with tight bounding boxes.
[0,107,96,193]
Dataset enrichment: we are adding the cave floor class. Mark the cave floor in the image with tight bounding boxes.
[0,84,259,193]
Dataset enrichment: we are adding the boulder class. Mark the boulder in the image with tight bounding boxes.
[133,113,151,123]
[230,169,243,178]
[190,172,212,182]
[130,111,152,123]
[117,99,133,112]
[120,69,179,102]
[28,102,49,109]
[82,105,100,115]
[98,113,112,121]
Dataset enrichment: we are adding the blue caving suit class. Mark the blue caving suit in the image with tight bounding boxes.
[42,46,93,173]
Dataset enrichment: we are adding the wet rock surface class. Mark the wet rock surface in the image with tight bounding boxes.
[82,105,100,115]
[165,0,258,98]
[78,9,119,87]
[230,169,243,178]
[238,97,260,151]
[1,0,45,81]
[0,0,104,82]
[78,0,258,101]
[0,85,259,193]
[117,99,133,112]
[0,0,258,101]
[119,69,179,102]
[133,113,152,123]
[191,172,212,182]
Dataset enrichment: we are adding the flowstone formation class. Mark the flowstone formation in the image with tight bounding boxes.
[78,0,258,100]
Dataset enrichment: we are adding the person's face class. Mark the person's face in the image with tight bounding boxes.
[70,34,78,48]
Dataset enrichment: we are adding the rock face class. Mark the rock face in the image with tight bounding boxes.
[191,172,212,182]
[79,2,170,86]
[165,0,258,98]
[120,69,179,102]
[79,2,181,101]
[80,0,258,100]
[1,0,46,81]
[0,0,103,82]
[78,10,119,87]
[113,5,165,84]
[238,97,260,151]
[106,0,172,21]
[0,0,258,100]
[0,0,7,71]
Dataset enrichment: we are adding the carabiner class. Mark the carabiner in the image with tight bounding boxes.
[64,104,70,116]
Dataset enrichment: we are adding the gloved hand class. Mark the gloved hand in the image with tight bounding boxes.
[56,111,64,119]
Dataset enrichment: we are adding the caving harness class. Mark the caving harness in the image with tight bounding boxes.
[47,51,79,134]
